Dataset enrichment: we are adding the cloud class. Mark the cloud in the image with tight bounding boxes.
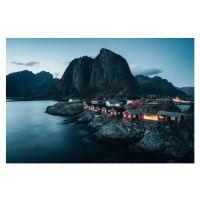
[130,64,163,76]
[53,72,61,78]
[11,61,38,66]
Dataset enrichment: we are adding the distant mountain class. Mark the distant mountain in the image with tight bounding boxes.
[43,48,140,99]
[177,86,194,96]
[6,70,59,97]
[135,75,187,97]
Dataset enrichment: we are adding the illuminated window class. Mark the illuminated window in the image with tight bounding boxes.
[118,112,120,115]
[133,115,136,118]
[143,115,158,121]
[171,117,175,120]
[159,115,164,120]
[124,114,126,117]
[129,115,131,118]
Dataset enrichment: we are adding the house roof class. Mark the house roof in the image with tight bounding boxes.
[111,107,126,112]
[127,95,141,100]
[96,103,106,109]
[118,100,127,104]
[106,99,120,104]
[138,98,146,103]
[69,98,80,101]
[125,109,143,115]
[102,105,115,110]
[157,111,184,117]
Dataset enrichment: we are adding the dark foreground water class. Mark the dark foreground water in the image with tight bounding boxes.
[6,100,167,163]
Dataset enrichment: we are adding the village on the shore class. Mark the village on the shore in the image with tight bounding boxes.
[45,94,194,161]
[67,95,194,124]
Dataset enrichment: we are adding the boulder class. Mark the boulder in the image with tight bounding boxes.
[132,130,168,153]
[77,113,94,123]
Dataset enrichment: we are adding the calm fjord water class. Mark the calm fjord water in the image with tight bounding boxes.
[6,100,166,163]
[6,100,126,163]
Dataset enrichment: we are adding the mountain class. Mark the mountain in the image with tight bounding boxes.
[6,70,59,97]
[135,75,187,97]
[43,48,140,98]
[44,56,94,98]
[177,86,194,96]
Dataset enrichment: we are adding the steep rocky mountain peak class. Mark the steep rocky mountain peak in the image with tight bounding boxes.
[43,48,139,98]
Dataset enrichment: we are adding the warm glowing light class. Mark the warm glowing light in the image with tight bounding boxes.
[160,116,165,120]
[172,97,191,104]
[143,115,158,121]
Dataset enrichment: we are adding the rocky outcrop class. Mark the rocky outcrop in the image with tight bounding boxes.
[45,102,94,123]
[45,101,194,162]
[77,113,95,123]
[46,102,83,116]
[87,116,144,142]
[135,75,187,97]
[6,70,59,97]
[43,48,140,99]
[87,115,194,162]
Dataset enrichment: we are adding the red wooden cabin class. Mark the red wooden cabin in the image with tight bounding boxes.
[95,104,106,111]
[157,111,185,124]
[123,109,143,120]
[110,107,126,117]
[101,106,114,115]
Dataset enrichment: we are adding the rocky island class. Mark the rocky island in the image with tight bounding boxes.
[46,102,194,163]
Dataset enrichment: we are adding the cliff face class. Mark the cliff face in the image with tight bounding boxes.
[135,75,187,97]
[6,70,59,97]
[44,48,140,98]
[89,48,138,91]
[49,56,94,98]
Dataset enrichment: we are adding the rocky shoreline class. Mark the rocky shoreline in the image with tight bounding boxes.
[46,102,84,116]
[45,102,194,163]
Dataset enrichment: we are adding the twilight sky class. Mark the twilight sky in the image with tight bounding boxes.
[6,38,194,87]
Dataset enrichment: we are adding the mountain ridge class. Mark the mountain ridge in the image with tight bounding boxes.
[7,49,189,99]
[135,75,187,97]
[6,70,59,97]
[177,86,194,96]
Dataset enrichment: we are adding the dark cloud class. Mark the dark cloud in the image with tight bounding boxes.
[25,61,38,66]
[130,64,163,76]
[11,61,24,65]
[11,61,38,66]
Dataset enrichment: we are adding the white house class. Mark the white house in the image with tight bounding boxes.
[91,99,99,104]
[126,95,141,104]
[68,99,81,103]
[106,99,120,107]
